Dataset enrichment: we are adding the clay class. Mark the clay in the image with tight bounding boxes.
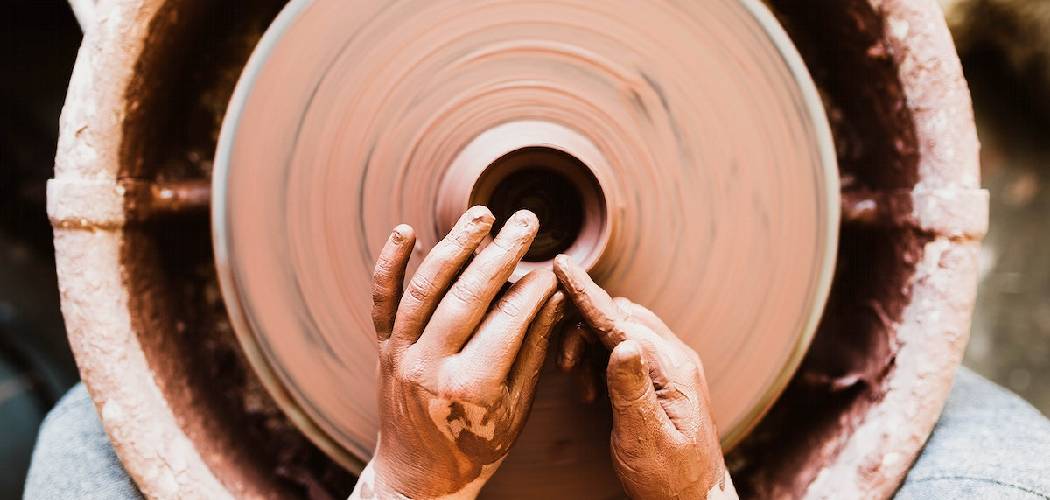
[214,5,838,495]
[553,255,736,500]
[351,208,566,498]
[726,1,986,497]
[48,0,985,498]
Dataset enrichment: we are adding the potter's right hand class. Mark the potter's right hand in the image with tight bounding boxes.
[553,255,737,500]
[351,207,565,500]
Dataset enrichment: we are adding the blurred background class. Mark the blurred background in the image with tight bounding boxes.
[0,0,1047,497]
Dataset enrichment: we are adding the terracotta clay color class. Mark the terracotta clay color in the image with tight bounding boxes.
[213,5,837,498]
[553,255,735,500]
[48,0,986,498]
[350,208,566,498]
[726,1,986,497]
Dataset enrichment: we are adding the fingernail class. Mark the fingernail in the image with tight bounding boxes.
[391,224,412,244]
[608,341,648,404]
[610,341,645,382]
[495,210,539,242]
[511,209,539,227]
[462,205,495,225]
[553,255,586,290]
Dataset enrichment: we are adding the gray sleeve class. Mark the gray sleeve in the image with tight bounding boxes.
[24,383,142,500]
[896,367,1050,499]
[26,369,1050,499]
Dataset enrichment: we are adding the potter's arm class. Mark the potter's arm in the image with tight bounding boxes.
[350,207,564,500]
[554,256,739,500]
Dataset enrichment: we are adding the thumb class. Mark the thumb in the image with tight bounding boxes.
[607,340,673,438]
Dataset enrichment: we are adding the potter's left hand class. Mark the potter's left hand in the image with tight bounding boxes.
[553,255,737,500]
[351,207,565,499]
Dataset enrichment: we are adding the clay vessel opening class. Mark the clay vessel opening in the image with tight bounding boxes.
[469,146,607,265]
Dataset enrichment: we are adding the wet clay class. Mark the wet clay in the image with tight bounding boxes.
[354,229,741,499]
[349,208,565,498]
[553,256,736,500]
[213,3,837,497]
[50,0,984,497]
[725,1,985,497]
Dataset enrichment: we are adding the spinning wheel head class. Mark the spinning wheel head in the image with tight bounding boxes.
[213,0,838,496]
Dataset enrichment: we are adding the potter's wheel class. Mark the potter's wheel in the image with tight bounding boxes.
[213,0,838,497]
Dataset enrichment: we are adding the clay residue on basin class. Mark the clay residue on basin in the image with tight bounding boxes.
[728,0,983,497]
[115,0,355,497]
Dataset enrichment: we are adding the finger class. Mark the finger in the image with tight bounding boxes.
[392,206,494,345]
[417,210,539,353]
[509,291,566,403]
[458,269,557,380]
[612,297,634,318]
[616,327,698,434]
[606,340,675,438]
[372,224,416,341]
[614,298,676,340]
[552,254,628,349]
[559,322,589,372]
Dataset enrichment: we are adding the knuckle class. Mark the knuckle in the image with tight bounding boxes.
[445,233,471,251]
[446,221,484,249]
[427,241,460,265]
[406,274,435,301]
[443,382,472,401]
[495,296,524,319]
[371,300,392,319]
[372,257,395,278]
[370,300,389,318]
[371,279,395,302]
[438,372,474,399]
[490,233,521,253]
[396,358,425,384]
[449,279,483,304]
[463,206,495,226]
[438,362,501,402]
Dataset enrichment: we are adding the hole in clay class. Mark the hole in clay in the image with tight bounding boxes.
[470,147,604,263]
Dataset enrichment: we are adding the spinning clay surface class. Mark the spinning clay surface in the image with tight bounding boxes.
[213,0,838,496]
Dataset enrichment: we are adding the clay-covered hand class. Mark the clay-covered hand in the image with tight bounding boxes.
[350,207,565,499]
[553,255,737,500]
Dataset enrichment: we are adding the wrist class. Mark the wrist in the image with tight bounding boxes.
[349,458,410,500]
[349,452,497,500]
[706,469,738,500]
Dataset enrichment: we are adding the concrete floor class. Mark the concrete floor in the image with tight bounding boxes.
[962,48,1050,415]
